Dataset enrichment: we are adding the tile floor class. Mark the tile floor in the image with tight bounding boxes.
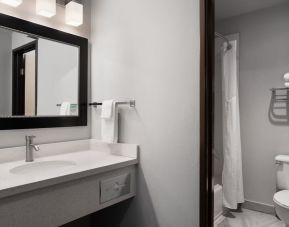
[219,209,285,227]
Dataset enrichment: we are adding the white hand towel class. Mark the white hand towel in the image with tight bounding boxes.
[101,100,114,119]
[60,102,71,116]
[101,100,118,143]
[285,82,289,88]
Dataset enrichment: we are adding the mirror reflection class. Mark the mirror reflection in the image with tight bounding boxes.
[0,27,79,117]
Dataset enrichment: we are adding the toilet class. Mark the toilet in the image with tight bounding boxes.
[273,155,289,225]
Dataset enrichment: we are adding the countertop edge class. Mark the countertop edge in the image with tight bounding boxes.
[0,159,138,200]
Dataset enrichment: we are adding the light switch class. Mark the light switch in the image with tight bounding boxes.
[100,173,131,204]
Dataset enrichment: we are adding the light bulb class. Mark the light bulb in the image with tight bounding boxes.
[65,1,83,27]
[36,0,56,18]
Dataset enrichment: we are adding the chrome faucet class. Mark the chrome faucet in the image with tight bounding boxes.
[25,136,40,162]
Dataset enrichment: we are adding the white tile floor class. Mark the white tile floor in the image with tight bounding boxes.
[219,209,285,227]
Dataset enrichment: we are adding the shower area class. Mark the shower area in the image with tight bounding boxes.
[212,1,289,226]
[213,32,244,225]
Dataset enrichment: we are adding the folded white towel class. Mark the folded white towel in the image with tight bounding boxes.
[60,102,71,116]
[101,100,118,143]
[101,100,114,119]
[285,82,289,88]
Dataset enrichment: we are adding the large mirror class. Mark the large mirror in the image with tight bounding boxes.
[0,13,87,129]
[0,28,79,117]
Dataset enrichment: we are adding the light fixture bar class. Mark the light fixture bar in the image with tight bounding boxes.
[0,0,22,7]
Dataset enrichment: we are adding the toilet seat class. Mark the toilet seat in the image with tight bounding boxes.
[273,190,289,209]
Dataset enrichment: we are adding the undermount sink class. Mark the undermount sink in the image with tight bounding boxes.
[10,160,76,175]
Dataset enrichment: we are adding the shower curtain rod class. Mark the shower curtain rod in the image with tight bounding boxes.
[215,32,232,50]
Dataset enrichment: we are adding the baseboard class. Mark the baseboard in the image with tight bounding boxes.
[243,200,275,215]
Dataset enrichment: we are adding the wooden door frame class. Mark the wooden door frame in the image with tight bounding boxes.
[12,40,38,116]
[200,0,214,226]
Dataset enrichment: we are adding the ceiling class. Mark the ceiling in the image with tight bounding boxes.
[215,0,289,20]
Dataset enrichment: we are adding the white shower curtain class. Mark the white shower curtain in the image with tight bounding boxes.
[222,40,244,209]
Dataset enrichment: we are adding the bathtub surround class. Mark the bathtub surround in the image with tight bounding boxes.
[216,2,289,208]
[91,0,200,226]
[214,184,225,224]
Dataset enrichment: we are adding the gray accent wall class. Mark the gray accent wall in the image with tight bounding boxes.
[216,3,289,206]
[91,0,200,226]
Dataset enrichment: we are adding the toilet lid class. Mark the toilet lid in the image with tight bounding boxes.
[274,190,289,208]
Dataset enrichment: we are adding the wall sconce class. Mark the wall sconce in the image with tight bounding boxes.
[0,0,22,7]
[36,0,56,18]
[65,1,83,27]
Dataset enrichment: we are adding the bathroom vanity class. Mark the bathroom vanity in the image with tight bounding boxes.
[0,139,138,226]
[0,11,138,227]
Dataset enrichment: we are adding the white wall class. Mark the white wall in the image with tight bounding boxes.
[91,0,200,226]
[216,3,289,206]
[0,0,91,148]
[12,32,35,49]
[37,39,79,116]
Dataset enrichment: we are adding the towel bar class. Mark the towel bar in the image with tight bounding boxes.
[89,100,136,108]
[271,88,289,101]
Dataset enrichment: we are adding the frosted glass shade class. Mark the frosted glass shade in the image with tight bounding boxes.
[36,0,56,18]
[0,0,22,7]
[65,1,83,27]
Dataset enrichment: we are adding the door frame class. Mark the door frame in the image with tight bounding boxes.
[12,40,38,116]
[200,0,214,226]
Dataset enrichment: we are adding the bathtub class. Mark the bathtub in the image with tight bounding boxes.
[214,184,225,226]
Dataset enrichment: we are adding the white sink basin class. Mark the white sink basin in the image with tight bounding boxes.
[10,160,76,175]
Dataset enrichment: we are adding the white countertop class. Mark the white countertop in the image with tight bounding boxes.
[0,139,138,199]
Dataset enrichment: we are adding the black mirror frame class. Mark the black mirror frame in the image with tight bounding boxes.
[0,13,88,130]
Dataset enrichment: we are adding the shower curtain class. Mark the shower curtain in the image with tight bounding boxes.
[222,40,244,209]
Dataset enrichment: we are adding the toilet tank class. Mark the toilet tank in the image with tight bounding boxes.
[276,155,289,190]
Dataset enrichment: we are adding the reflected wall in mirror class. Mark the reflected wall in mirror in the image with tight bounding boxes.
[0,27,79,117]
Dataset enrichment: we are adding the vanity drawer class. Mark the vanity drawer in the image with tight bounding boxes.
[100,173,131,204]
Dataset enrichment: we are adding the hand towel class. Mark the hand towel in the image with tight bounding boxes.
[101,100,118,143]
[60,102,71,116]
[101,99,114,119]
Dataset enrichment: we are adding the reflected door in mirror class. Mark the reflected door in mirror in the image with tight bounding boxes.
[12,41,37,116]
